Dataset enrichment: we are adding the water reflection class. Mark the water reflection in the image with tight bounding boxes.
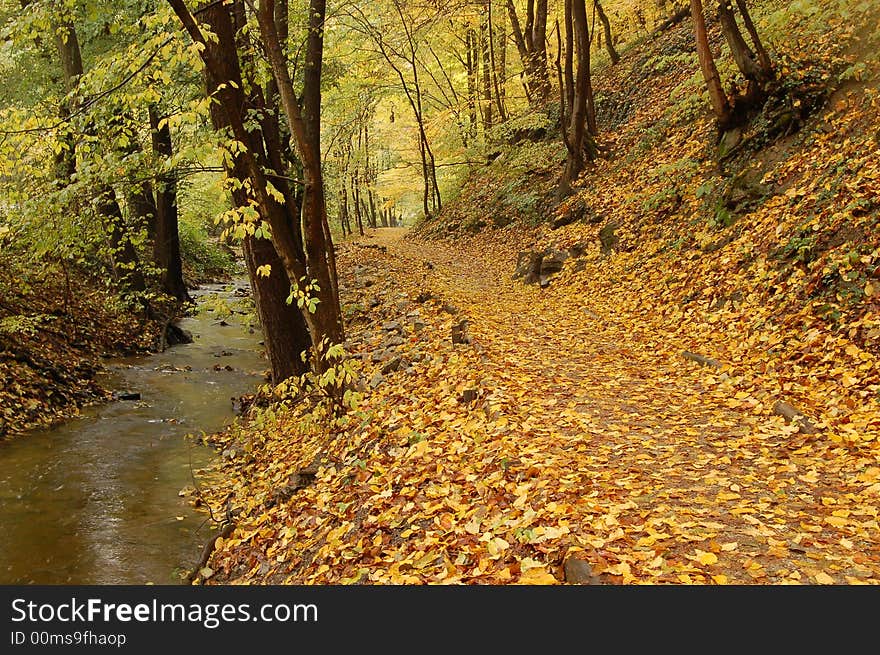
[0,281,265,584]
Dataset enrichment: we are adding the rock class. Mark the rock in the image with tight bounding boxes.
[567,241,589,259]
[563,556,600,584]
[382,321,403,333]
[165,323,193,346]
[367,295,381,308]
[539,249,569,276]
[458,388,479,404]
[552,197,596,229]
[718,127,743,159]
[424,261,434,269]
[381,357,404,375]
[384,335,405,347]
[599,223,619,255]
[513,250,545,284]
[115,391,141,401]
[442,303,459,315]
[451,319,470,345]
[369,372,384,389]
[539,277,551,289]
[416,291,433,303]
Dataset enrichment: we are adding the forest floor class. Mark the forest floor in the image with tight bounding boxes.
[198,0,880,586]
[200,226,880,585]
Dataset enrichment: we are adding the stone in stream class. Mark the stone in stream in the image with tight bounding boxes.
[115,391,141,401]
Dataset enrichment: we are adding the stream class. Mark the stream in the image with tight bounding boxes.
[0,280,265,584]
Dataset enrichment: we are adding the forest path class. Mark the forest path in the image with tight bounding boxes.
[363,227,880,584]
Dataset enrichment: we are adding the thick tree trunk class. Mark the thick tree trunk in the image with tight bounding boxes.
[149,106,189,302]
[243,234,311,382]
[194,0,311,382]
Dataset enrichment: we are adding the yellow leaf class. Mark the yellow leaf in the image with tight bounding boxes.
[814,571,835,585]
[712,574,728,584]
[696,550,718,565]
[517,568,558,585]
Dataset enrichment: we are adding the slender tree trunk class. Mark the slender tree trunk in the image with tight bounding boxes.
[717,0,761,84]
[481,5,493,132]
[595,0,620,64]
[564,0,575,119]
[487,0,507,123]
[352,173,364,236]
[148,106,189,302]
[559,0,591,198]
[690,0,732,129]
[733,0,773,75]
[466,27,479,141]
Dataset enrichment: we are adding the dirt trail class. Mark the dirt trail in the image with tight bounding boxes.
[367,227,880,584]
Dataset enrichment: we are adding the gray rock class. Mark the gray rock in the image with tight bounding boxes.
[369,372,384,389]
[563,557,599,584]
[381,357,403,375]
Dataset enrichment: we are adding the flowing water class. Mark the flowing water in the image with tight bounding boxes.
[0,281,265,584]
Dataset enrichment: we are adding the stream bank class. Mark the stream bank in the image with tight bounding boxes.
[0,280,266,584]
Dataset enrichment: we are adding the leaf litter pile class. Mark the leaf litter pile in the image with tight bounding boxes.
[195,2,879,585]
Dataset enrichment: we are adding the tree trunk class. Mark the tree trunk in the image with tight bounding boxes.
[733,0,773,76]
[487,0,507,122]
[149,106,189,302]
[690,0,732,129]
[466,27,479,140]
[595,0,620,64]
[98,186,147,294]
[191,0,312,382]
[481,5,493,131]
[559,0,591,198]
[243,234,311,382]
[717,0,761,84]
[506,0,551,103]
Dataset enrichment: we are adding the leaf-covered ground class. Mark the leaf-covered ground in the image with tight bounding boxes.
[200,225,879,585]
[196,0,879,585]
